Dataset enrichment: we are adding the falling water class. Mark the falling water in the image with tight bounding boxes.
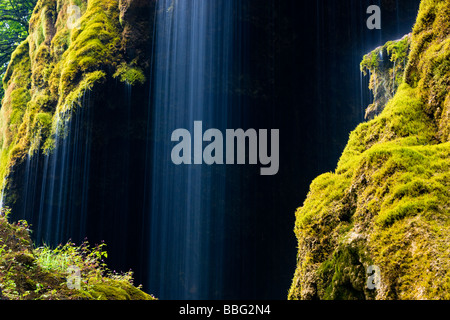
[360,67,372,121]
[147,0,239,300]
[360,70,365,120]
[12,96,93,247]
[0,181,5,212]
[393,59,396,95]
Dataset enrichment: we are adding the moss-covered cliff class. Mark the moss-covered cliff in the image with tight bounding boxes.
[289,0,450,300]
[0,0,151,197]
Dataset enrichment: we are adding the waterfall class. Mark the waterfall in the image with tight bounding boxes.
[47,103,91,245]
[360,70,364,120]
[11,96,93,247]
[147,0,238,299]
[360,68,372,121]
[393,59,396,95]
[0,181,5,212]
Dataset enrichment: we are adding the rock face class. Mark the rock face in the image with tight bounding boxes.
[0,0,153,199]
[361,34,411,120]
[289,0,450,300]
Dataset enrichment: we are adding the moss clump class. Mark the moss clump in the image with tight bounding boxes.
[0,209,156,300]
[88,278,153,300]
[113,62,146,86]
[316,244,372,300]
[290,0,450,300]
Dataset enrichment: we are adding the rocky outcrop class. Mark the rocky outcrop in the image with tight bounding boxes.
[361,34,411,120]
[289,0,450,300]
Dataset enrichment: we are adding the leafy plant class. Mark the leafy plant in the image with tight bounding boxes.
[35,240,109,281]
[0,0,37,100]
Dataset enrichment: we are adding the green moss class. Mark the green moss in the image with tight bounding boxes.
[404,0,450,141]
[31,45,52,89]
[113,62,146,85]
[89,282,131,300]
[9,89,30,127]
[0,38,32,197]
[88,279,153,300]
[36,112,52,128]
[360,51,380,75]
[295,172,351,230]
[0,213,156,300]
[316,244,371,300]
[387,36,411,65]
[2,40,30,89]
[0,0,148,192]
[360,35,412,119]
[61,70,106,112]
[337,83,436,177]
[290,0,450,300]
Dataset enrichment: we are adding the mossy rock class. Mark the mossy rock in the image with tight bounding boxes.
[290,0,450,300]
[360,34,412,120]
[0,0,150,195]
[88,279,154,300]
[0,214,156,300]
[14,253,36,267]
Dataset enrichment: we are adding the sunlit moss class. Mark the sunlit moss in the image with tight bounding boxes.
[0,212,156,300]
[0,38,32,195]
[405,0,450,141]
[290,0,450,300]
[360,35,412,119]
[113,62,146,86]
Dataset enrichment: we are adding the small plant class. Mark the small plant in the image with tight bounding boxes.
[35,240,108,280]
[0,207,11,219]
